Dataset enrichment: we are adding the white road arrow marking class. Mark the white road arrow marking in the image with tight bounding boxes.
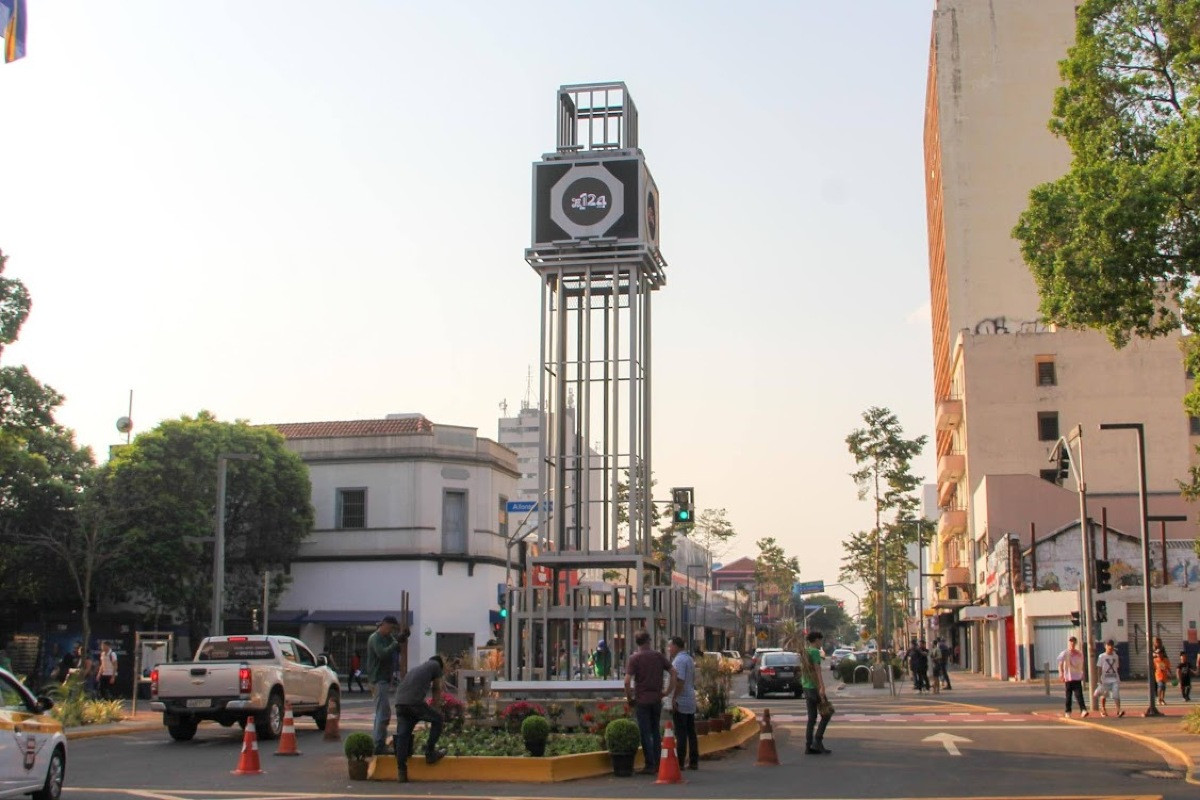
[922,732,972,755]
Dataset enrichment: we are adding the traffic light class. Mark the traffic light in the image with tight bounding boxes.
[1095,559,1112,593]
[1070,610,1081,627]
[1055,447,1071,485]
[671,487,694,526]
[1095,600,1108,623]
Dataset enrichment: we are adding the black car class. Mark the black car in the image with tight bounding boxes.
[748,650,802,698]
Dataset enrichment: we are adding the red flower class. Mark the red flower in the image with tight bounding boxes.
[596,702,608,711]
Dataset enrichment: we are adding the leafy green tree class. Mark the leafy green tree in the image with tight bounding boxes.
[103,412,314,643]
[753,537,799,625]
[1012,1,1200,382]
[791,592,854,643]
[0,249,95,616]
[844,407,926,651]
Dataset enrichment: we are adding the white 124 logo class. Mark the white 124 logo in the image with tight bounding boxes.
[570,193,608,211]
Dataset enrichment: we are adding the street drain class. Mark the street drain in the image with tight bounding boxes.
[1132,768,1185,780]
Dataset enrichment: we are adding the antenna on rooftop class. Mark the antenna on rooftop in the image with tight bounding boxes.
[499,399,508,416]
[522,366,534,410]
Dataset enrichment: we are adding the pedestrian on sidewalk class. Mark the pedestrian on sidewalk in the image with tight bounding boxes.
[905,638,930,693]
[1176,651,1192,702]
[1093,640,1123,717]
[392,655,453,782]
[932,637,952,690]
[800,630,833,755]
[1057,636,1088,718]
[667,636,699,771]
[624,630,677,775]
[97,641,118,700]
[349,652,366,693]
[1154,649,1172,706]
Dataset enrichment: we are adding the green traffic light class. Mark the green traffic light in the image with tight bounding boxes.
[499,608,508,618]
[679,510,690,521]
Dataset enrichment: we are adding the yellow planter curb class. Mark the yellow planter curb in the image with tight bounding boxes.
[367,709,760,783]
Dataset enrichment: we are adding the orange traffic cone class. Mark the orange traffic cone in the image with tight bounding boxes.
[655,719,685,784]
[274,702,301,756]
[322,697,341,742]
[231,716,265,775]
[755,708,780,766]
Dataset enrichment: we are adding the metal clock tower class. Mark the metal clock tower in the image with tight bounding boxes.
[503,83,683,680]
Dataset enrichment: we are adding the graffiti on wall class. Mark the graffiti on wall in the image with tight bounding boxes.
[1027,532,1200,591]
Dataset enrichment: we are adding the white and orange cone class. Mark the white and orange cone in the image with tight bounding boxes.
[655,719,685,784]
[274,702,301,756]
[231,716,265,775]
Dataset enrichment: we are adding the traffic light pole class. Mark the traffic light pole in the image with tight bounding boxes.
[1073,428,1099,710]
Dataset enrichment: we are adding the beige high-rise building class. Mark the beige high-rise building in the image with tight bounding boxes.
[923,0,1196,677]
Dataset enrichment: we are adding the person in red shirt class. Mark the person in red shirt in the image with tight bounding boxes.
[624,630,677,775]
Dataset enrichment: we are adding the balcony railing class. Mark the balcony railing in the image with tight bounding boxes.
[935,398,963,431]
[943,566,970,586]
[937,508,967,538]
[937,453,965,485]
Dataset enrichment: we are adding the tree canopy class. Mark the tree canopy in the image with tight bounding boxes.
[103,412,314,640]
[1012,1,1200,364]
[844,407,926,649]
[0,249,95,613]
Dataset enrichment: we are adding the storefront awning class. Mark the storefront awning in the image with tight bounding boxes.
[302,610,414,625]
[959,606,1013,622]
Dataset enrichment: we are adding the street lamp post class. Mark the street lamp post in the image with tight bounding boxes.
[212,452,258,637]
[1053,426,1098,708]
[1097,422,1160,717]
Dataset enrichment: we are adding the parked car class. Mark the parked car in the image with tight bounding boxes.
[829,647,855,670]
[720,650,744,673]
[150,634,340,741]
[0,667,66,800]
[748,650,802,698]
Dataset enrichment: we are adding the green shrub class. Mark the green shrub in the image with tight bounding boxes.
[344,732,375,761]
[48,674,87,727]
[521,714,549,744]
[82,699,124,725]
[605,717,641,754]
[545,732,603,756]
[1183,707,1200,735]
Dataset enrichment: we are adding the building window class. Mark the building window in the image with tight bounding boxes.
[1037,411,1059,442]
[1036,358,1057,387]
[1191,417,1200,436]
[442,490,468,555]
[1039,468,1060,484]
[336,488,366,529]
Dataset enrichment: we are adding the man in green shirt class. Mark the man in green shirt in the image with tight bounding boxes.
[366,615,408,754]
[800,630,833,755]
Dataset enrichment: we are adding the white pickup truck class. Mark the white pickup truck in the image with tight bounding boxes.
[150,635,340,742]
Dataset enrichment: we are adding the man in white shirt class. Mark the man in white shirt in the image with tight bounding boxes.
[1093,639,1124,717]
[1057,636,1088,718]
[668,637,698,771]
[97,641,118,700]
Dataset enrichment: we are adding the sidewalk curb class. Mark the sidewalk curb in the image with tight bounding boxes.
[66,721,161,741]
[1053,714,1198,786]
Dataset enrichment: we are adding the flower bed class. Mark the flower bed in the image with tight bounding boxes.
[411,727,603,757]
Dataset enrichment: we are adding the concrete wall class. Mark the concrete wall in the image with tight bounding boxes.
[932,0,1077,337]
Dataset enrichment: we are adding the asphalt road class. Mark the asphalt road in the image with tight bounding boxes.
[59,673,1193,800]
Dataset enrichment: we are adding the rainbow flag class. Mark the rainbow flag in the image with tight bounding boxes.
[0,0,27,63]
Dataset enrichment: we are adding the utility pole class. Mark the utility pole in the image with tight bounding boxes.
[212,452,258,637]
[1052,427,1097,708]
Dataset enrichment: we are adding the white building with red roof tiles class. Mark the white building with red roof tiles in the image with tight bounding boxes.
[267,413,518,668]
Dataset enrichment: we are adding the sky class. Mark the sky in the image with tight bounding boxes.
[0,1,938,612]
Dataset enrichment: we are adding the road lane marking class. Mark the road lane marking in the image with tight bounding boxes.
[69,792,1170,800]
[923,732,972,755]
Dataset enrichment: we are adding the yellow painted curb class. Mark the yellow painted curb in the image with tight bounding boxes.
[368,709,760,783]
[1059,716,1198,786]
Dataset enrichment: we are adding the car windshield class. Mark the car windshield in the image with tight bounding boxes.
[762,652,799,667]
[198,640,276,660]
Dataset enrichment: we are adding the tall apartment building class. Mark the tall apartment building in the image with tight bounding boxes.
[923,0,1196,677]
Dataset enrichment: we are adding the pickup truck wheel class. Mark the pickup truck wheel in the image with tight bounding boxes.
[256,692,284,740]
[167,718,198,741]
[313,689,338,731]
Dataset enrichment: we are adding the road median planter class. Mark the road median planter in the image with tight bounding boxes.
[367,708,759,783]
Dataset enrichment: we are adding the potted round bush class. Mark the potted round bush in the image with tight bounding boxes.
[604,718,641,777]
[343,732,375,780]
[521,714,550,757]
